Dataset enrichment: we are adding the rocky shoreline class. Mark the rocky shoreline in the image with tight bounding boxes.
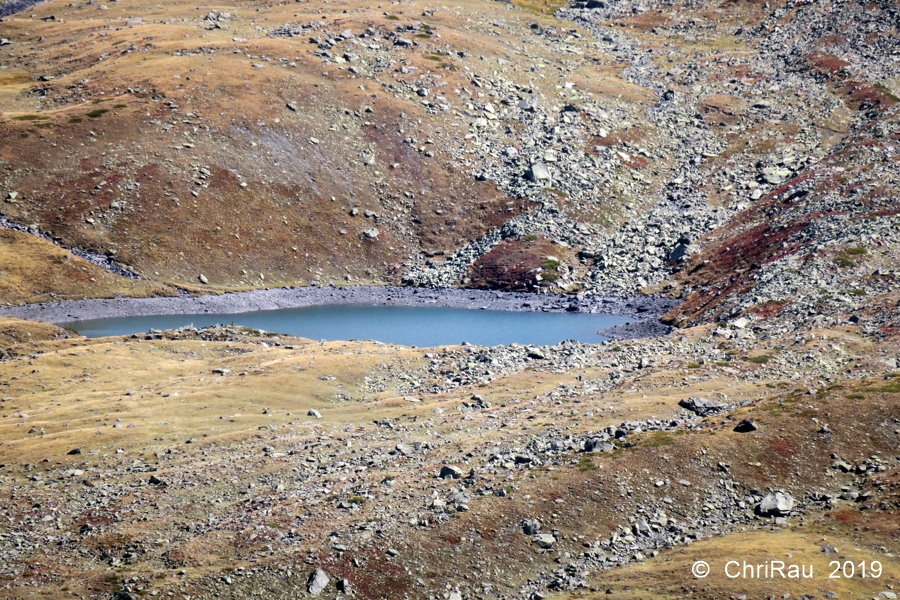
[0,285,678,334]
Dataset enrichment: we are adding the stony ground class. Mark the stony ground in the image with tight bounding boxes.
[0,317,898,599]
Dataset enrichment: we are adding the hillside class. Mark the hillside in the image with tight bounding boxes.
[2,0,896,304]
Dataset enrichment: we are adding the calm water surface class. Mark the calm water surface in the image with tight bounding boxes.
[65,305,630,347]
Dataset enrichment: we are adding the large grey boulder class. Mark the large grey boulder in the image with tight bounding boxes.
[308,569,330,595]
[440,465,463,479]
[757,491,794,516]
[522,519,541,535]
[678,397,726,417]
[526,162,551,182]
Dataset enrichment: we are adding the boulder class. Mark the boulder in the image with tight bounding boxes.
[522,519,541,535]
[584,437,614,452]
[526,162,551,182]
[678,397,726,417]
[308,569,329,595]
[757,491,794,516]
[440,465,463,479]
[733,418,758,433]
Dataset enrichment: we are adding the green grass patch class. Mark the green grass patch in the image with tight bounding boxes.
[541,259,560,270]
[68,117,83,123]
[848,288,867,296]
[523,234,538,242]
[18,133,28,139]
[415,33,432,39]
[642,432,675,447]
[543,187,568,198]
[91,98,110,104]
[12,114,51,121]
[862,380,900,394]
[874,82,900,103]
[86,109,109,118]
[113,103,127,109]
[540,272,559,282]
[845,393,865,399]
[36,122,53,129]
[686,362,702,369]
[744,355,772,364]
[349,496,366,504]
[834,253,855,267]
[385,14,400,20]
[577,455,597,471]
[759,403,785,416]
[845,246,867,255]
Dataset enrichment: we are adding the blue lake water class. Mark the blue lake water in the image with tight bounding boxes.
[64,305,631,347]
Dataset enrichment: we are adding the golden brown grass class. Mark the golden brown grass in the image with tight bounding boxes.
[0,229,172,304]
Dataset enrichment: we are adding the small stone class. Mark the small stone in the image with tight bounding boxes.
[308,409,322,419]
[198,274,209,284]
[67,448,82,455]
[534,533,556,548]
[519,96,538,111]
[148,475,167,486]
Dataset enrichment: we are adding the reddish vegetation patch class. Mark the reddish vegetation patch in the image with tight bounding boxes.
[845,81,899,111]
[621,154,650,169]
[768,437,798,459]
[587,127,649,151]
[466,236,563,291]
[832,510,857,523]
[664,218,810,325]
[746,300,792,319]
[816,34,849,47]
[878,325,900,338]
[772,172,814,197]
[320,547,412,598]
[807,52,850,75]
